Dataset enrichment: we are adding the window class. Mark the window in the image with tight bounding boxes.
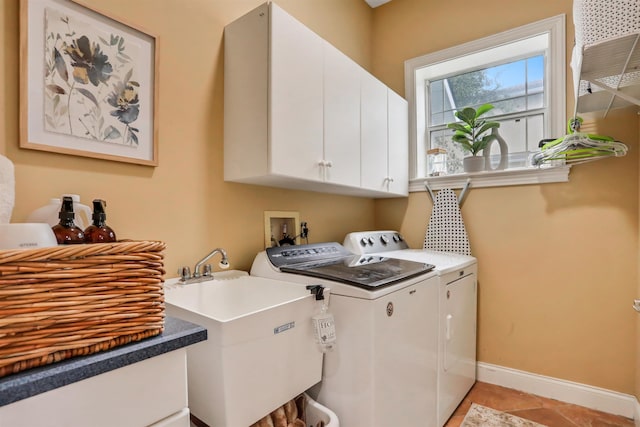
[405,15,568,189]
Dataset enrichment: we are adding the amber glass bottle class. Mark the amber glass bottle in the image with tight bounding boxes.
[84,199,117,243]
[52,196,85,244]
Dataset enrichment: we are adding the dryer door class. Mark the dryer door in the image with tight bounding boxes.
[439,273,477,427]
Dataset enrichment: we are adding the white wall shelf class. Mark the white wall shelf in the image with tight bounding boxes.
[574,32,640,116]
[571,0,640,117]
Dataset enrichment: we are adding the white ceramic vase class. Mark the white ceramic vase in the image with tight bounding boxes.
[482,128,509,171]
[463,156,485,173]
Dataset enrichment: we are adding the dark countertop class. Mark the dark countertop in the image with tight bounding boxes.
[0,316,207,407]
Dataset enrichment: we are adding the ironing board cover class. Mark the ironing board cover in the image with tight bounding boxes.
[423,188,471,255]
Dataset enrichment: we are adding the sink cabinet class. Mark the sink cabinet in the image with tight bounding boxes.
[0,349,190,427]
[224,2,408,198]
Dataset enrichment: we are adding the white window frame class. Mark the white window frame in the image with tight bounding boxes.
[404,14,570,191]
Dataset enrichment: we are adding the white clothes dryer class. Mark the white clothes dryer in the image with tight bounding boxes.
[343,231,478,427]
[251,242,440,427]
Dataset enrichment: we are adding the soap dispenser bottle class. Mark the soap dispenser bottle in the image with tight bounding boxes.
[84,199,117,243]
[52,196,85,244]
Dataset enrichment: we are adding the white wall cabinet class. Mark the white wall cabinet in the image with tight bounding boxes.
[224,2,408,198]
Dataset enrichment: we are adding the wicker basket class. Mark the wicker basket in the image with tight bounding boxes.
[0,240,166,377]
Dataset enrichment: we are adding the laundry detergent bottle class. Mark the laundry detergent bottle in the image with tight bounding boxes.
[26,198,61,226]
[28,194,92,229]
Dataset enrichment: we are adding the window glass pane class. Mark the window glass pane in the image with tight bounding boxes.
[487,60,526,100]
[492,97,527,115]
[527,55,544,93]
[443,55,544,116]
[526,114,544,152]
[429,80,457,126]
[430,129,465,174]
[443,109,456,124]
[431,112,444,127]
[495,118,527,153]
[430,79,444,114]
[447,69,494,108]
[527,93,544,109]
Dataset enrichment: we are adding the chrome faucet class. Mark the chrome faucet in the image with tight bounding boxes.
[178,247,229,284]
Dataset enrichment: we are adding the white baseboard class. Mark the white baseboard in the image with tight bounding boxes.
[477,362,637,420]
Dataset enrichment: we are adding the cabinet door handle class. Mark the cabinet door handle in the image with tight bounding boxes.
[318,160,326,180]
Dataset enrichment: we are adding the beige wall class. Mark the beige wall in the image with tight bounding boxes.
[0,0,375,273]
[372,0,639,394]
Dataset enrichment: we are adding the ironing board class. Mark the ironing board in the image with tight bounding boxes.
[423,188,471,255]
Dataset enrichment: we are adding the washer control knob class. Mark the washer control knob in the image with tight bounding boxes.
[396,233,404,242]
[392,234,399,242]
[380,235,389,245]
[368,237,375,245]
[360,237,368,246]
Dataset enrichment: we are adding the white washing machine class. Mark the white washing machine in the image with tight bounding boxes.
[251,242,440,427]
[343,231,477,427]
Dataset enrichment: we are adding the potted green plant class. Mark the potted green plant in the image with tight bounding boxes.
[447,103,500,172]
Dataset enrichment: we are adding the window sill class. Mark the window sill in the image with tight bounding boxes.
[409,165,571,191]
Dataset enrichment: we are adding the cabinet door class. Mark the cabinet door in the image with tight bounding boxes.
[439,274,477,427]
[0,350,188,427]
[323,43,361,186]
[387,90,409,195]
[269,4,324,181]
[360,72,388,191]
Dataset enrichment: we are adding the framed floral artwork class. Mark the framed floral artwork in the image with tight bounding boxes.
[19,0,158,166]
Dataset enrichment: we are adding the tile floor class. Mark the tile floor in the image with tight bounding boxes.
[445,381,635,427]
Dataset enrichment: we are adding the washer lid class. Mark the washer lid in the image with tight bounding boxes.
[267,242,434,290]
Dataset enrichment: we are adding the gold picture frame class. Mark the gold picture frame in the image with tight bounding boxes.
[19,0,159,166]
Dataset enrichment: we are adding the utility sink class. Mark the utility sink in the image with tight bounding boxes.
[164,271,323,427]
[165,270,308,323]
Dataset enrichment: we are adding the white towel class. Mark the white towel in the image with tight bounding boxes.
[0,154,15,224]
[423,188,471,255]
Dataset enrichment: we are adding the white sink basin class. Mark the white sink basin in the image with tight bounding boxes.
[164,271,311,323]
[164,271,323,427]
